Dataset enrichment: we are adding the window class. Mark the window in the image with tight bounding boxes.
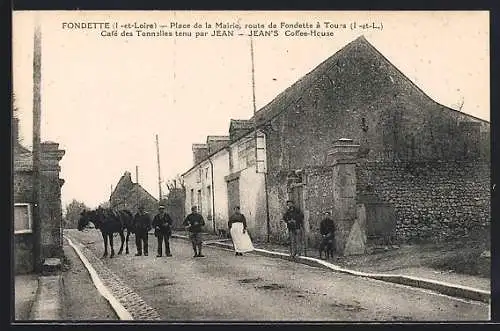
[190,189,195,207]
[238,137,256,170]
[256,132,267,173]
[14,203,32,234]
[197,168,202,183]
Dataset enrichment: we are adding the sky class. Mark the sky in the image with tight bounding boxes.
[12,11,489,209]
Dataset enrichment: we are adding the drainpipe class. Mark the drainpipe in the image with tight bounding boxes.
[264,172,271,242]
[208,157,216,234]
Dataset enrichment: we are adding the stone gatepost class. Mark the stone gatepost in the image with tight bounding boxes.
[325,138,366,256]
[39,142,65,265]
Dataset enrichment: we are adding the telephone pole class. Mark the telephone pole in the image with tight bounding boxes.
[155,134,162,201]
[250,36,258,170]
[32,21,42,271]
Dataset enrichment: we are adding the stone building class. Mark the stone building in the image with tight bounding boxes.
[181,36,490,253]
[13,117,66,274]
[110,171,159,217]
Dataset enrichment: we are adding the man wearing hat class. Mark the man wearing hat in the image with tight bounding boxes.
[282,200,305,258]
[133,205,152,256]
[183,206,206,257]
[152,205,174,257]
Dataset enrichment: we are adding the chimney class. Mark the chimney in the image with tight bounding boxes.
[192,144,209,165]
[229,119,253,141]
[123,171,133,184]
[206,136,230,154]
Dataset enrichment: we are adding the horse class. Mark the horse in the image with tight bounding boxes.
[78,208,135,258]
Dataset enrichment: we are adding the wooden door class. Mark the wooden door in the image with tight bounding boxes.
[227,178,240,217]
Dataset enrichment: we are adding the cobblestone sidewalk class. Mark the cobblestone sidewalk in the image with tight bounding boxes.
[65,234,161,320]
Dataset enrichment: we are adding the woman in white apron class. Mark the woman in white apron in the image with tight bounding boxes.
[228,206,254,256]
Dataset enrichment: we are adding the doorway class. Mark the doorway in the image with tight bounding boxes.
[227,178,240,216]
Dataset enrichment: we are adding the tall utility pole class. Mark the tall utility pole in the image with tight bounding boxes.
[250,36,258,170]
[32,22,42,271]
[135,165,139,184]
[250,37,271,242]
[155,134,162,201]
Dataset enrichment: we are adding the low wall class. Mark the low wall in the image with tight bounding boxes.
[357,160,490,242]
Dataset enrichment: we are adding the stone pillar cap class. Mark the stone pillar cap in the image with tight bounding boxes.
[325,138,360,165]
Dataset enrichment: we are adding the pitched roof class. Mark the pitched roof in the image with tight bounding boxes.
[132,182,158,202]
[110,171,157,203]
[182,35,488,176]
[249,36,366,126]
[249,35,488,126]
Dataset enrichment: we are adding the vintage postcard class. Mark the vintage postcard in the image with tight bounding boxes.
[12,10,490,322]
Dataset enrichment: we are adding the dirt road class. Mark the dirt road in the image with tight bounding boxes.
[65,229,488,321]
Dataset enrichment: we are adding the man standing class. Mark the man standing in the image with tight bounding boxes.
[282,200,304,258]
[152,205,174,257]
[183,206,205,257]
[134,205,152,256]
[319,211,336,259]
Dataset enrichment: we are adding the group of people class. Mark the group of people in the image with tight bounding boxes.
[130,204,255,258]
[283,200,336,258]
[131,199,336,260]
[132,204,174,257]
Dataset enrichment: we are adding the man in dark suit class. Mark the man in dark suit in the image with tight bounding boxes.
[152,205,174,257]
[183,206,206,257]
[133,205,152,256]
[282,200,304,258]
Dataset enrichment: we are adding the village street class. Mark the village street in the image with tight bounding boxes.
[63,229,488,321]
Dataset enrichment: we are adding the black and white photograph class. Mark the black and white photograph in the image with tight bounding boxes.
[12,10,490,322]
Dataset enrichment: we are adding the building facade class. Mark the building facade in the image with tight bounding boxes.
[183,132,268,237]
[13,118,66,274]
[181,36,490,248]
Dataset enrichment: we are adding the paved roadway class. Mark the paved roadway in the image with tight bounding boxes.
[65,229,489,322]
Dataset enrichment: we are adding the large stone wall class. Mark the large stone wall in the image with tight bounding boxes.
[262,40,489,173]
[259,37,490,245]
[274,158,490,248]
[304,167,336,246]
[13,142,65,274]
[265,171,291,243]
[357,160,490,242]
